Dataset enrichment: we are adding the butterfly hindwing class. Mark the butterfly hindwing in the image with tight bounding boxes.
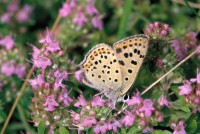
[81,44,123,93]
[113,34,149,96]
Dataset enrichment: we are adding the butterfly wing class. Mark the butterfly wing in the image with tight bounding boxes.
[81,44,123,93]
[113,34,149,96]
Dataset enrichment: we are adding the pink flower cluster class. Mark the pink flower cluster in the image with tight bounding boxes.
[144,22,170,39]
[171,32,199,60]
[0,0,33,24]
[0,35,15,50]
[178,72,200,113]
[59,0,103,29]
[70,92,166,134]
[1,61,26,78]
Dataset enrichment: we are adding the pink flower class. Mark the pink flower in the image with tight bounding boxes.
[127,91,142,105]
[73,7,88,27]
[172,121,186,134]
[7,0,19,12]
[32,46,41,59]
[59,88,73,106]
[54,69,68,81]
[139,99,155,117]
[29,74,45,89]
[86,0,99,15]
[74,95,87,107]
[59,3,72,17]
[39,30,61,53]
[92,15,103,29]
[1,61,15,76]
[14,63,26,78]
[107,120,122,132]
[82,116,97,128]
[121,112,135,127]
[43,95,59,111]
[94,121,108,134]
[0,13,12,24]
[171,39,187,60]
[158,95,171,108]
[16,4,32,23]
[178,80,193,95]
[91,96,105,107]
[33,55,52,69]
[190,72,200,84]
[0,35,15,50]
[75,69,84,83]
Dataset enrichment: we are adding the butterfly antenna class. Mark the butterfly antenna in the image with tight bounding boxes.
[141,50,197,95]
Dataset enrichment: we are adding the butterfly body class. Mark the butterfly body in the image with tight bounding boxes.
[81,34,149,102]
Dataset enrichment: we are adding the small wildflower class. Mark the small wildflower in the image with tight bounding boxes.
[172,121,186,134]
[75,69,84,83]
[33,55,52,69]
[14,63,26,78]
[86,0,99,15]
[94,121,108,134]
[74,95,87,107]
[1,61,15,76]
[107,120,122,132]
[190,72,200,84]
[0,35,15,50]
[29,74,45,89]
[43,95,59,111]
[139,99,155,117]
[59,2,72,17]
[127,91,142,105]
[158,95,171,108]
[7,0,19,12]
[82,116,97,128]
[0,13,11,24]
[16,4,32,23]
[121,112,135,127]
[142,127,153,133]
[59,88,73,106]
[92,15,103,29]
[178,80,193,95]
[73,7,88,27]
[91,96,105,107]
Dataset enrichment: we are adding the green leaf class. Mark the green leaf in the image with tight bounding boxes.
[172,98,190,113]
[38,120,46,134]
[0,111,7,123]
[185,115,197,133]
[154,130,172,134]
[128,126,141,134]
[59,126,70,134]
[86,128,93,134]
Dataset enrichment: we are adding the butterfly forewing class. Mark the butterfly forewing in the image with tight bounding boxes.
[113,34,149,96]
[81,44,123,92]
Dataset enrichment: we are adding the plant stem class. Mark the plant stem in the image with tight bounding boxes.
[117,0,133,39]
[0,14,61,134]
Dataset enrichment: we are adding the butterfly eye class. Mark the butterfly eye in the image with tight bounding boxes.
[123,94,129,102]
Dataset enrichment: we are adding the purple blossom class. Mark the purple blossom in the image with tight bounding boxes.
[121,112,135,127]
[54,69,68,81]
[29,74,45,89]
[7,0,19,12]
[74,95,87,107]
[59,88,73,106]
[73,7,88,27]
[139,99,155,117]
[69,0,77,8]
[43,95,59,111]
[75,69,84,83]
[82,116,97,128]
[107,120,122,132]
[91,96,105,107]
[32,46,41,59]
[59,3,72,17]
[92,15,103,29]
[127,91,142,105]
[158,95,171,108]
[142,127,153,133]
[178,80,193,95]
[94,121,108,134]
[16,4,32,23]
[86,0,99,15]
[33,55,52,69]
[171,39,187,60]
[0,13,12,24]
[172,121,186,134]
[1,61,15,76]
[14,63,26,78]
[0,35,15,50]
[190,72,200,84]
[39,30,61,53]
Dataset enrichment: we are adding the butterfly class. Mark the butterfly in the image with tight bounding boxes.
[81,34,149,103]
